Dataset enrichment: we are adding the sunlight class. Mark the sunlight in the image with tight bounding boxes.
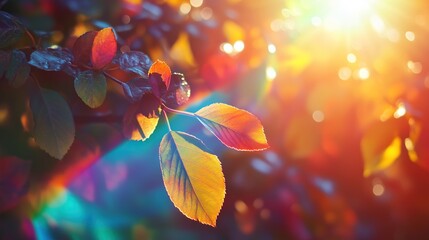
[326,0,375,28]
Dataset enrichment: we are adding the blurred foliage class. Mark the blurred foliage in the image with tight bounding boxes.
[1,0,429,239]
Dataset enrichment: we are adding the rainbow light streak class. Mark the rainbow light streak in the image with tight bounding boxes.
[29,92,231,238]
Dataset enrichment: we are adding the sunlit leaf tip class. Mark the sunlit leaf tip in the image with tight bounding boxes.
[123,93,160,141]
[159,131,226,227]
[148,59,171,90]
[195,103,269,151]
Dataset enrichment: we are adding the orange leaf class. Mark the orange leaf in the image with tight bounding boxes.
[91,27,117,69]
[195,103,269,151]
[148,60,171,90]
[73,31,97,65]
[159,131,225,226]
[123,94,161,141]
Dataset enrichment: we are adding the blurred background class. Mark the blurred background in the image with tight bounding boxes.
[1,0,429,239]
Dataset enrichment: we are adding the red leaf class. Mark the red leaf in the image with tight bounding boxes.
[195,103,269,151]
[73,31,97,65]
[148,60,171,90]
[91,27,117,69]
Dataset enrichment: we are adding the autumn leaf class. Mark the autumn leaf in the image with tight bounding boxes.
[123,93,160,141]
[73,31,97,65]
[361,119,401,177]
[91,27,117,69]
[195,103,269,151]
[30,88,75,159]
[159,131,225,227]
[148,60,171,90]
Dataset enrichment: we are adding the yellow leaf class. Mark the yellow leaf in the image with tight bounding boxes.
[195,103,269,151]
[361,120,401,177]
[223,21,245,43]
[159,131,225,226]
[170,33,195,67]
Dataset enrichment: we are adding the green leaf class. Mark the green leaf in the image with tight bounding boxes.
[5,49,29,88]
[159,131,225,227]
[74,70,107,108]
[30,88,75,159]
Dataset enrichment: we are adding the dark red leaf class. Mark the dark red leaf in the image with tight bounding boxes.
[73,31,97,65]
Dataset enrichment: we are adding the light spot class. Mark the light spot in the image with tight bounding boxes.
[260,209,271,220]
[253,199,263,209]
[233,40,245,52]
[372,183,385,196]
[122,15,131,24]
[358,67,370,80]
[405,31,415,41]
[407,61,422,74]
[200,7,213,20]
[235,200,248,214]
[338,67,352,80]
[190,0,203,8]
[393,103,406,118]
[347,53,357,63]
[268,44,276,53]
[312,110,325,123]
[266,66,277,81]
[179,3,191,14]
[220,42,233,54]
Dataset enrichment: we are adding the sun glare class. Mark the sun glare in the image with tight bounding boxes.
[326,0,375,28]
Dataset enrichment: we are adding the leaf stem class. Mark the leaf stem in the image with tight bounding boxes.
[162,104,195,117]
[162,110,172,131]
[103,71,124,85]
[24,29,37,48]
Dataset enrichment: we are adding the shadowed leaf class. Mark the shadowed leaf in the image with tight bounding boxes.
[163,73,191,108]
[119,51,152,76]
[6,49,29,88]
[159,131,225,227]
[74,70,107,108]
[29,48,73,71]
[123,93,160,141]
[91,27,117,69]
[0,11,24,48]
[0,50,9,79]
[148,60,171,89]
[73,30,97,65]
[195,103,269,151]
[30,88,75,159]
[121,77,152,103]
